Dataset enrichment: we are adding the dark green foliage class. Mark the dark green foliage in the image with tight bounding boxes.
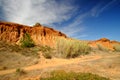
[40,71,110,80]
[20,33,35,48]
[33,22,41,27]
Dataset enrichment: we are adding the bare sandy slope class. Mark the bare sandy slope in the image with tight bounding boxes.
[0,52,120,80]
[0,53,101,75]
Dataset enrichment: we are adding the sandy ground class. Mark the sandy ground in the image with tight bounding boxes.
[0,52,120,80]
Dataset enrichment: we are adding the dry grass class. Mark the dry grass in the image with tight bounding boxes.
[55,38,91,58]
[39,46,53,59]
[0,41,39,69]
[40,70,110,80]
[0,41,39,58]
[0,52,120,80]
[97,44,109,52]
[16,68,26,75]
[113,44,120,52]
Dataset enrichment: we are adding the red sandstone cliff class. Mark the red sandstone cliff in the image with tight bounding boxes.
[0,21,67,46]
[89,38,120,50]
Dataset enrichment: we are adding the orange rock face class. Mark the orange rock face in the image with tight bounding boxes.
[89,38,120,50]
[0,21,67,47]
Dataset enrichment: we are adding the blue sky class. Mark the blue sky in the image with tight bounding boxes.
[0,0,120,41]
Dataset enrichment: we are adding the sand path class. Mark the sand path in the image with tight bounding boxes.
[0,54,102,75]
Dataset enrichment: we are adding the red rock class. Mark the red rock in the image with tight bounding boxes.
[89,38,120,51]
[0,21,67,47]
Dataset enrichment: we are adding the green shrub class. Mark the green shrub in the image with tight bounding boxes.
[113,44,120,52]
[56,38,91,58]
[16,68,26,75]
[0,41,39,58]
[33,22,41,27]
[20,33,35,48]
[40,70,110,80]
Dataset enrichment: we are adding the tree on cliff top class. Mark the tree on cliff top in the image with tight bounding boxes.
[33,22,42,27]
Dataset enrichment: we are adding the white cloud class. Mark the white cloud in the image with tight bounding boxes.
[1,0,117,39]
[60,11,89,37]
[1,0,75,25]
[91,0,117,17]
[60,0,118,38]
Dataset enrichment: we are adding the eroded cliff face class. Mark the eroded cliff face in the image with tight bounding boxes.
[0,21,67,46]
[89,38,120,50]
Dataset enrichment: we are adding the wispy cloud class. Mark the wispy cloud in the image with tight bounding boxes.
[60,12,89,37]
[91,0,117,17]
[0,0,118,39]
[59,0,118,38]
[0,0,76,25]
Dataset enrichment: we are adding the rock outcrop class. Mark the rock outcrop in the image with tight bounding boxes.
[89,38,120,50]
[0,21,67,47]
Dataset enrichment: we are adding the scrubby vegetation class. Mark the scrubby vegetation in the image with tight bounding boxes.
[0,41,39,58]
[40,70,109,80]
[0,41,40,69]
[16,68,26,75]
[20,33,35,48]
[35,38,91,59]
[55,38,91,58]
[39,46,54,59]
[33,22,41,27]
[97,44,109,52]
[113,44,120,52]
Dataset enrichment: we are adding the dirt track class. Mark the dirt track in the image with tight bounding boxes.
[0,53,120,80]
[0,54,101,75]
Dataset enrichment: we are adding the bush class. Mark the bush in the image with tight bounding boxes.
[0,41,39,58]
[56,38,91,58]
[97,44,109,52]
[113,44,120,52]
[33,22,41,27]
[20,33,35,48]
[40,70,109,80]
[0,66,7,70]
[16,68,26,75]
[39,46,54,59]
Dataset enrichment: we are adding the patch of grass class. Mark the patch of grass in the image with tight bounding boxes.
[16,68,26,75]
[56,38,91,58]
[12,46,39,58]
[97,44,109,52]
[40,70,110,80]
[39,46,54,59]
[0,41,39,58]
[20,33,35,48]
[113,44,120,52]
[20,47,40,58]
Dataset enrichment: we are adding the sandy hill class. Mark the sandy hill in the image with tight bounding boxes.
[0,21,67,47]
[0,21,120,80]
[89,38,120,50]
[0,21,120,50]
